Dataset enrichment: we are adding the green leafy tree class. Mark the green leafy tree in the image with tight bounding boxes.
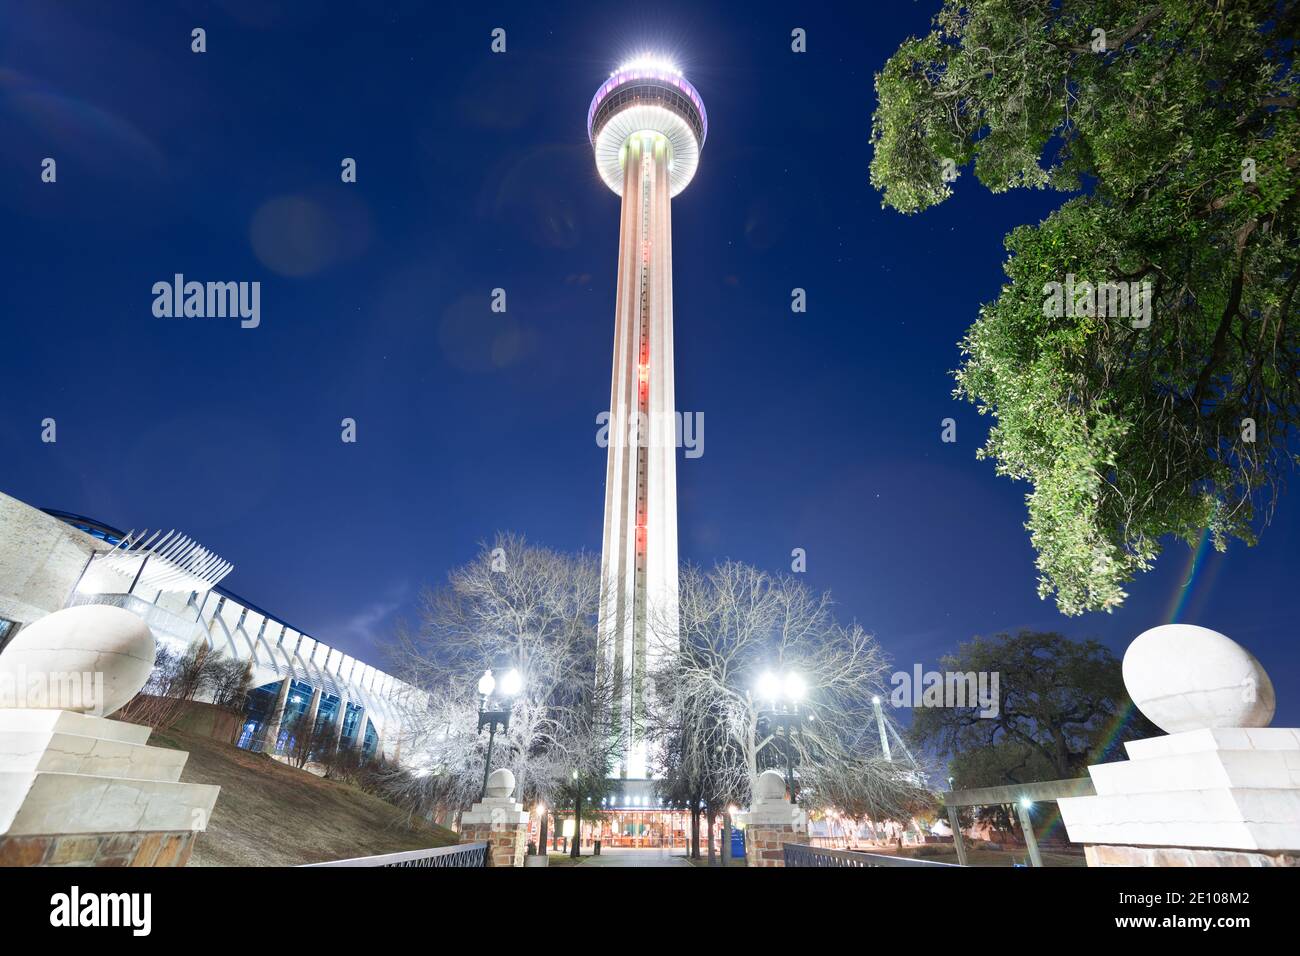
[872,1,1299,613]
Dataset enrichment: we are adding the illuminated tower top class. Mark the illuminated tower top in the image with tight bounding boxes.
[587,55,708,197]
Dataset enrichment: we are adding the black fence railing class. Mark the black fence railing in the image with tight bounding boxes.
[301,842,488,868]
[783,843,959,867]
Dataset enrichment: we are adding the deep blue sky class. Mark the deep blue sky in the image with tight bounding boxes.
[3,1,1296,724]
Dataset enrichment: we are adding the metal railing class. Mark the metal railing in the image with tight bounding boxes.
[301,842,488,868]
[784,843,960,867]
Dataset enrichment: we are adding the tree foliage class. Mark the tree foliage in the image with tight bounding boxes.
[872,1,1300,613]
[910,630,1159,787]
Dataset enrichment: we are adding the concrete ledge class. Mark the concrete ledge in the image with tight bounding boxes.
[1060,726,1300,858]
[0,730,187,782]
[1125,727,1300,760]
[1059,788,1300,850]
[0,771,219,836]
[1084,843,1300,867]
[0,709,152,746]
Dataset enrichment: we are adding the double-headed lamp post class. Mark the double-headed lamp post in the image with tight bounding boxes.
[755,670,806,804]
[477,667,523,801]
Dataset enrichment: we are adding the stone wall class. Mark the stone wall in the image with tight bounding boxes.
[0,493,100,631]
[745,824,805,868]
[460,822,526,868]
[0,831,197,867]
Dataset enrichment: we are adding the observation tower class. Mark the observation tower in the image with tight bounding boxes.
[589,56,706,780]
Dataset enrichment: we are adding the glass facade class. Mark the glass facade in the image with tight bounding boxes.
[313,693,340,736]
[0,617,19,653]
[587,68,707,144]
[236,682,378,761]
[340,701,363,746]
[275,679,315,753]
[237,681,282,750]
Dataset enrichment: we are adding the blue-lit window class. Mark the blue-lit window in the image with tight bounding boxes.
[313,694,340,736]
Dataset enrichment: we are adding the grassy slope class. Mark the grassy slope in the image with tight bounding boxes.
[151,730,455,867]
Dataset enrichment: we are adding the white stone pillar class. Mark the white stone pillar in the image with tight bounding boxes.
[459,769,529,867]
[0,606,220,867]
[350,708,367,753]
[259,676,292,754]
[1059,624,1299,866]
[331,697,350,750]
[739,770,807,867]
[304,687,322,736]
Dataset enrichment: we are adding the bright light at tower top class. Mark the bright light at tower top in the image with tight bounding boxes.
[588,53,707,198]
[612,54,683,76]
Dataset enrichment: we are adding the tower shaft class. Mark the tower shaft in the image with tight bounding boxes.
[598,133,679,780]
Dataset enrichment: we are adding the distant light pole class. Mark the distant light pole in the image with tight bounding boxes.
[755,670,806,804]
[872,695,892,762]
[1017,796,1043,868]
[477,667,523,801]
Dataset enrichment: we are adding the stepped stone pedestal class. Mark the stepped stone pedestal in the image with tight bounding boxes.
[0,708,220,866]
[1059,624,1298,867]
[458,768,529,867]
[1059,728,1300,866]
[0,605,220,866]
[740,769,808,867]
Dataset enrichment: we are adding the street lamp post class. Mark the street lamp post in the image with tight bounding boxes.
[476,667,523,801]
[755,670,806,805]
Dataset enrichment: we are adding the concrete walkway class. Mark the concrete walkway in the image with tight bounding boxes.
[578,846,694,867]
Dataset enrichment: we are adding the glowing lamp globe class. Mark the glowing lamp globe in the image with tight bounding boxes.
[783,672,807,703]
[499,668,523,697]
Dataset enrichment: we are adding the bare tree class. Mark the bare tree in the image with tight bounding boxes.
[205,657,252,712]
[116,644,252,733]
[279,707,347,771]
[649,561,919,827]
[380,534,612,827]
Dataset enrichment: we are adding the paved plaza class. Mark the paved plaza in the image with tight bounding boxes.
[578,847,694,867]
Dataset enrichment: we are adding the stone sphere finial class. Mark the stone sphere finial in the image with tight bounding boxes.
[1123,624,1275,734]
[486,767,515,799]
[0,604,156,716]
[755,768,786,801]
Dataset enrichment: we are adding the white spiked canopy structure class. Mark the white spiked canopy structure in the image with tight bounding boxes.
[93,529,233,594]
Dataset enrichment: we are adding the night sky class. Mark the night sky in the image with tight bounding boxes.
[3,1,1296,724]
